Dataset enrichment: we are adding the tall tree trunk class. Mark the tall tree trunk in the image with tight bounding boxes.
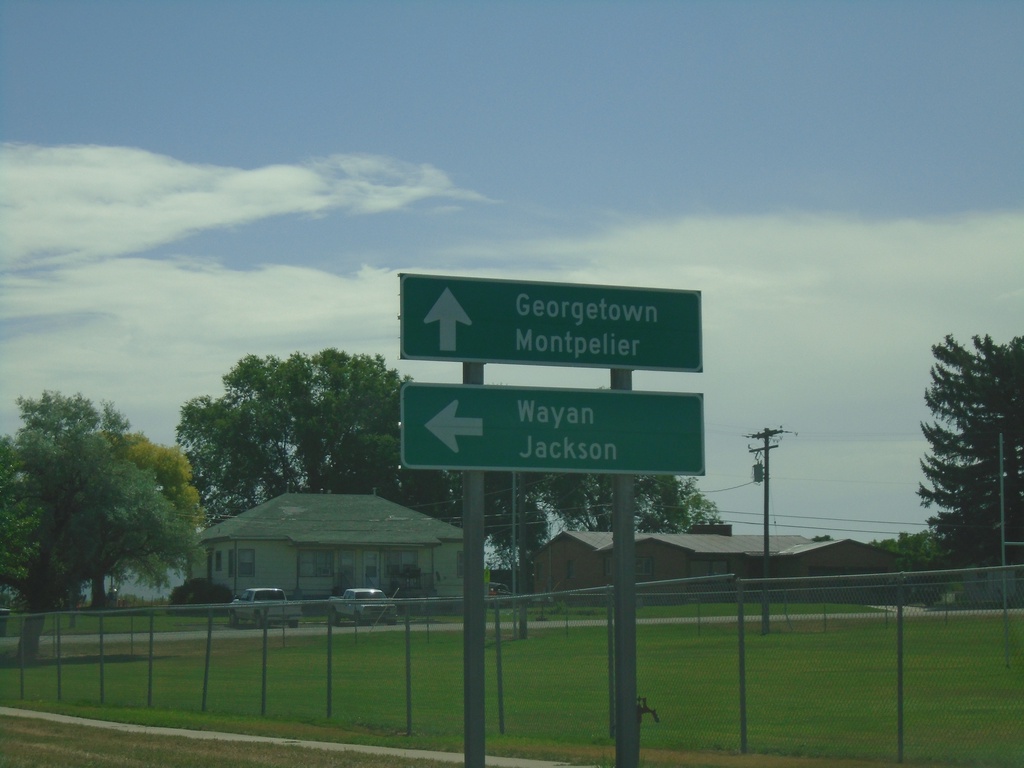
[91,575,108,609]
[17,615,46,661]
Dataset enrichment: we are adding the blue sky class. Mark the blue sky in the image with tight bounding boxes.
[2,1,1021,542]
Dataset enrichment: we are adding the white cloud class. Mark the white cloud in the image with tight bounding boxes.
[0,143,487,269]
[403,210,1022,536]
[1,165,1020,539]
[0,257,401,440]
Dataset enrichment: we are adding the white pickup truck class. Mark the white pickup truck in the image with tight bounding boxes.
[330,588,398,626]
[228,588,302,629]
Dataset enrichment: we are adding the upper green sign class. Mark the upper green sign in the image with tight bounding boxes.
[401,383,704,475]
[400,274,701,372]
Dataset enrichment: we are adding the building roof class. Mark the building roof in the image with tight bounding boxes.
[553,530,825,556]
[200,493,463,548]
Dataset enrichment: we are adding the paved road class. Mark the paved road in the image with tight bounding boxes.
[0,706,576,768]
[5,604,1017,651]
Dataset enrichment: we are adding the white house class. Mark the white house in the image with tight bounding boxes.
[199,493,464,599]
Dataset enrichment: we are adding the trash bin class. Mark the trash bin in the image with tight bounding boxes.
[0,607,9,637]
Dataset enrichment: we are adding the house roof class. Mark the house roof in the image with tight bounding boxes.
[553,530,824,556]
[200,493,463,548]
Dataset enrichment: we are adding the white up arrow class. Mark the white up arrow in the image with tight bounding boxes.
[425,400,483,453]
[423,287,471,352]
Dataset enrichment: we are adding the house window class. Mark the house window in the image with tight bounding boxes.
[214,551,222,572]
[338,551,355,589]
[690,559,728,577]
[566,559,575,579]
[386,550,418,574]
[604,557,654,577]
[238,549,255,577]
[299,550,333,577]
[457,551,464,578]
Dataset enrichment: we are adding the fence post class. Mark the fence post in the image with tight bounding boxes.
[607,585,615,740]
[147,611,154,708]
[201,607,213,712]
[896,573,904,764]
[327,604,334,719]
[261,608,269,716]
[1002,567,1011,669]
[738,578,747,754]
[405,610,412,736]
[18,616,25,700]
[99,613,105,705]
[495,600,505,735]
[56,613,62,702]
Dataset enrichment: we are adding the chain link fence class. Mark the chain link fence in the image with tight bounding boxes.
[2,566,1021,766]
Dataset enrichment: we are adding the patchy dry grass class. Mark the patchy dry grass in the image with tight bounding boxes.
[0,713,949,768]
[0,715,454,768]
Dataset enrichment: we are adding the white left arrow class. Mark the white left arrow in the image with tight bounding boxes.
[425,400,483,453]
[423,287,472,352]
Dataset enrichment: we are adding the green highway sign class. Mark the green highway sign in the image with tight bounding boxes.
[401,383,704,475]
[400,274,701,372]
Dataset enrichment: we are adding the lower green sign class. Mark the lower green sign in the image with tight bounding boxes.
[401,383,704,475]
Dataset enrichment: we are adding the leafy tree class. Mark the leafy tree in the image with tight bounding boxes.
[479,472,551,585]
[532,473,720,535]
[484,472,721,586]
[870,530,949,571]
[2,392,199,641]
[177,349,453,523]
[918,335,1023,566]
[71,434,200,607]
[76,459,197,608]
[122,434,204,530]
[0,437,38,588]
[635,475,721,534]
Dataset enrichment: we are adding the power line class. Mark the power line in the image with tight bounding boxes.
[717,508,930,527]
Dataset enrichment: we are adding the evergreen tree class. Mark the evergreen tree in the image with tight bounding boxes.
[918,335,1023,566]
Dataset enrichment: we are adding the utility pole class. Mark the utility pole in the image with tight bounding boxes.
[747,427,791,635]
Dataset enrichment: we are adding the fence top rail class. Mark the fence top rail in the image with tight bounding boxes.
[536,573,737,601]
[5,565,1019,619]
[739,563,1022,588]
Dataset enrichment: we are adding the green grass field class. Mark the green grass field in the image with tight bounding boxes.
[2,609,1021,767]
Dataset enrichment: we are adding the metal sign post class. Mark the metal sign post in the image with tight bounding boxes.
[462,362,486,768]
[611,368,639,768]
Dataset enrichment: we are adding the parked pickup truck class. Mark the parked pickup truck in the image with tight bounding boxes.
[228,588,302,629]
[330,588,398,626]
